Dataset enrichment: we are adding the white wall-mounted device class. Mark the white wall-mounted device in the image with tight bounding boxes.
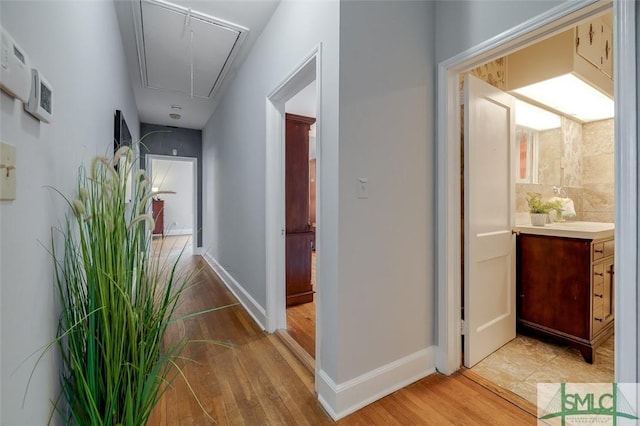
[0,26,31,103]
[24,69,53,123]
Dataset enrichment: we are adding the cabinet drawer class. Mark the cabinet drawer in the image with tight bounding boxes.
[592,242,604,260]
[593,304,604,333]
[593,279,604,300]
[593,263,605,284]
[593,239,614,260]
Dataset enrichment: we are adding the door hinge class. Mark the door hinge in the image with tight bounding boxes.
[460,319,465,335]
[281,228,286,236]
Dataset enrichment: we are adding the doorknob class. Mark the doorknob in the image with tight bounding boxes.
[511,229,521,236]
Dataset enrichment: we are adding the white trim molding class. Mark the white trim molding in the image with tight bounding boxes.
[613,0,638,383]
[202,252,268,330]
[317,347,435,421]
[435,0,639,377]
[165,228,193,236]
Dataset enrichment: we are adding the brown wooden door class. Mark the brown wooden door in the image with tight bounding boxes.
[285,113,315,306]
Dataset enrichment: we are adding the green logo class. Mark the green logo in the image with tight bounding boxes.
[538,383,639,425]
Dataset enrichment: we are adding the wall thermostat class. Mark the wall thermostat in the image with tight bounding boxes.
[24,69,53,123]
[0,26,31,103]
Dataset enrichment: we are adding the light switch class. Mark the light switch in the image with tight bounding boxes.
[0,142,16,200]
[357,177,369,199]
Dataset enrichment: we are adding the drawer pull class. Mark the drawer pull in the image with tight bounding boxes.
[594,293,603,298]
[594,317,603,322]
[594,249,604,254]
[594,272,604,277]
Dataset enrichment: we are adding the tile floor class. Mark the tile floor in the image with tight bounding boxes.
[470,333,614,404]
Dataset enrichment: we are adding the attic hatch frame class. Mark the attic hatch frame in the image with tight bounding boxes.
[435,0,638,383]
[131,0,249,99]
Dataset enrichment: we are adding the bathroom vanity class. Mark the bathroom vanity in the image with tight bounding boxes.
[515,222,615,363]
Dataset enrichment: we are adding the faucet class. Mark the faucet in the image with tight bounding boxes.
[553,185,567,197]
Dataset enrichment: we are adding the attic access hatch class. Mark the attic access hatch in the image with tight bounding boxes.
[133,0,248,99]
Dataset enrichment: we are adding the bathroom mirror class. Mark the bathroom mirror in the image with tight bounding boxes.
[514,99,562,185]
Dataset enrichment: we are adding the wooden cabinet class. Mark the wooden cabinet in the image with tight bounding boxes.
[506,15,613,98]
[576,17,613,78]
[517,234,614,363]
[152,199,164,237]
[285,113,315,306]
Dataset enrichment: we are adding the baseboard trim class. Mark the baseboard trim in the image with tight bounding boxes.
[201,252,267,330]
[274,329,315,373]
[165,228,193,236]
[317,346,436,420]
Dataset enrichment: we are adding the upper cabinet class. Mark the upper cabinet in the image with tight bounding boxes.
[506,13,613,99]
[576,17,613,78]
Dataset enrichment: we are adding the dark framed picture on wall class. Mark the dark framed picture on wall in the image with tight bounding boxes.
[114,109,132,151]
[113,109,133,202]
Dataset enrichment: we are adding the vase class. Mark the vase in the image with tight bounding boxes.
[530,213,548,226]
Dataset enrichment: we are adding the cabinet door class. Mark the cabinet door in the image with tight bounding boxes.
[601,21,613,77]
[576,20,602,68]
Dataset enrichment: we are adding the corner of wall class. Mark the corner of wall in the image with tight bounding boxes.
[316,346,436,420]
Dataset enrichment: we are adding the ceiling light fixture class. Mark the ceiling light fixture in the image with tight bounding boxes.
[515,99,561,131]
[512,73,614,123]
[169,113,181,119]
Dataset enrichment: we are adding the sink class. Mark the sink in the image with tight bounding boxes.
[516,221,614,239]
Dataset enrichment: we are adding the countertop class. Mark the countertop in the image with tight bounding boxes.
[516,221,615,240]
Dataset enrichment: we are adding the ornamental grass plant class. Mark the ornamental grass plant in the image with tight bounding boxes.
[49,146,195,425]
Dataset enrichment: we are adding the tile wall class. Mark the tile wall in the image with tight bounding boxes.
[516,118,614,223]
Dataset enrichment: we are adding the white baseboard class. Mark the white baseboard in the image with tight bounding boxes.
[201,252,267,330]
[165,228,193,236]
[317,346,436,420]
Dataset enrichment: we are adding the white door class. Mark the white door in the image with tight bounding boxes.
[463,74,516,367]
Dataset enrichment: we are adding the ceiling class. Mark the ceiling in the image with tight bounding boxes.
[114,0,280,129]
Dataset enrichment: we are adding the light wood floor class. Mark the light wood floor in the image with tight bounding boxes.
[285,299,315,359]
[147,254,536,425]
[285,252,316,359]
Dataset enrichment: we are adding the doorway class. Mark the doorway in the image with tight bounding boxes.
[283,82,318,362]
[146,154,198,256]
[265,47,322,375]
[436,0,638,393]
[461,47,615,402]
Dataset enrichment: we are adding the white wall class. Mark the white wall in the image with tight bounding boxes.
[0,1,139,423]
[336,0,434,387]
[152,158,194,235]
[434,0,565,63]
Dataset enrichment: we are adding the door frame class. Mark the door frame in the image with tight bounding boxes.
[435,0,638,382]
[265,46,322,358]
[146,154,199,254]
